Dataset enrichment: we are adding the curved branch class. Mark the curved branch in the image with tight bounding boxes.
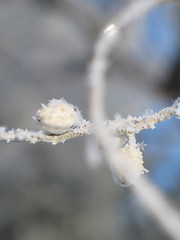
[88,0,180,239]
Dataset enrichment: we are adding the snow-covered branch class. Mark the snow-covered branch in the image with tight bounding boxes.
[0,98,180,145]
[110,98,180,135]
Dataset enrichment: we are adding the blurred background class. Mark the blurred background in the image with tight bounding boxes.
[0,0,179,239]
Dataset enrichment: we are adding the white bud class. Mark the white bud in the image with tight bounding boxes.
[33,98,84,134]
[110,135,148,187]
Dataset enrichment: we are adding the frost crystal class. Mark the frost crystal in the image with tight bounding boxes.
[175,99,180,119]
[34,98,84,134]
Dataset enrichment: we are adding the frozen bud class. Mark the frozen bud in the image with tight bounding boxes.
[110,135,148,187]
[33,98,84,134]
[111,144,148,187]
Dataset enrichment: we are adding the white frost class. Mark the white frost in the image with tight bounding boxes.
[175,99,180,119]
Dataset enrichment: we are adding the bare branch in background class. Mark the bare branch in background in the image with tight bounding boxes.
[88,0,180,239]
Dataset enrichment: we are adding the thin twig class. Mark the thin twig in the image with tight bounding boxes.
[0,122,91,144]
[0,98,179,144]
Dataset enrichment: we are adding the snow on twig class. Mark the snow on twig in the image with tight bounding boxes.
[0,98,179,145]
